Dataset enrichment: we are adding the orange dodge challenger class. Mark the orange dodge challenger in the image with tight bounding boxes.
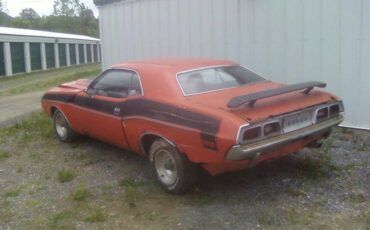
[41,59,344,194]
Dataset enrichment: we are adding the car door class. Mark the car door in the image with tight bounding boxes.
[73,69,143,149]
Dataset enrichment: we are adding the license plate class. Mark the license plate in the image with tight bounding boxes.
[283,110,313,133]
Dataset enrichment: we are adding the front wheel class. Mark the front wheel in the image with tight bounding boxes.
[150,139,198,194]
[53,109,77,142]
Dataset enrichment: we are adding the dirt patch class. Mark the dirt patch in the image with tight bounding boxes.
[0,92,43,127]
[0,64,100,128]
[0,113,369,229]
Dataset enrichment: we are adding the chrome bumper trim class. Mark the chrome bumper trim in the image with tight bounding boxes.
[226,115,343,161]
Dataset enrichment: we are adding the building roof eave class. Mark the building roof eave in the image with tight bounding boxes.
[93,0,124,7]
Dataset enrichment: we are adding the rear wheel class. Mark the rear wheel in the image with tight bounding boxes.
[150,139,198,194]
[53,110,77,142]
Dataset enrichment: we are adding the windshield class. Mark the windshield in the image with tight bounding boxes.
[177,65,265,95]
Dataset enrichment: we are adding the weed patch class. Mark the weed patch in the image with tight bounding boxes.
[361,209,370,228]
[0,151,10,160]
[4,187,22,198]
[84,208,106,223]
[119,177,143,204]
[0,209,13,223]
[49,210,73,228]
[57,170,75,183]
[119,177,143,188]
[284,206,314,225]
[294,139,338,179]
[71,186,88,201]
[286,187,307,197]
[0,112,53,143]
[348,190,367,203]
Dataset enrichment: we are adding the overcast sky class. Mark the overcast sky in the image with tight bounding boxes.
[4,0,99,17]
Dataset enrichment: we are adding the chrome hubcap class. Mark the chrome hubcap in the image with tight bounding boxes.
[154,150,177,186]
[55,113,67,139]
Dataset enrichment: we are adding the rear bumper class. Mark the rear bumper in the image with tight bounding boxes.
[226,115,343,161]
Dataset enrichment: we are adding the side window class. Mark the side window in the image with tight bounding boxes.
[129,74,143,96]
[90,70,143,98]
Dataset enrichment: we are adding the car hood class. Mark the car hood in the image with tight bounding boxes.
[185,81,336,124]
[59,79,91,90]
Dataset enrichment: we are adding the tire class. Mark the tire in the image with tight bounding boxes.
[150,139,198,194]
[53,109,77,142]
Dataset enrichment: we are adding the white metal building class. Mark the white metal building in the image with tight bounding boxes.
[0,27,101,77]
[95,0,370,129]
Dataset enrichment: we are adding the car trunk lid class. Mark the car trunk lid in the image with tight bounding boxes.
[186,81,335,124]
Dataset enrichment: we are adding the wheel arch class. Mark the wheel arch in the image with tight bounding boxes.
[140,132,177,159]
[50,105,73,129]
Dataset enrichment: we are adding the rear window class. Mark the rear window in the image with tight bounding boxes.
[177,66,265,95]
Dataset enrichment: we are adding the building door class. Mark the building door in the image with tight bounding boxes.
[93,45,98,62]
[30,43,42,70]
[86,45,92,63]
[45,43,55,68]
[69,44,76,65]
[78,44,84,64]
[0,42,5,76]
[11,42,25,74]
[58,44,66,67]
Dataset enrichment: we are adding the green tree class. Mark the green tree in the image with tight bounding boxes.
[53,0,86,17]
[0,0,7,13]
[79,8,99,36]
[0,0,12,26]
[19,8,40,21]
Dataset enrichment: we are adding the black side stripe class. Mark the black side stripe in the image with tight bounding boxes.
[43,93,220,144]
[42,93,76,103]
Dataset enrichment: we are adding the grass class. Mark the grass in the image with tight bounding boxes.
[286,187,307,197]
[189,193,215,206]
[84,208,106,223]
[119,177,143,188]
[0,112,53,143]
[0,151,10,160]
[4,187,22,198]
[0,69,100,96]
[348,190,367,204]
[0,64,97,82]
[119,177,143,204]
[57,170,75,183]
[71,186,89,201]
[293,139,338,180]
[362,209,370,228]
[0,209,13,223]
[284,206,314,225]
[49,210,73,228]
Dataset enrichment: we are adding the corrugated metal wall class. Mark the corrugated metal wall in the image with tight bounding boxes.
[99,0,370,129]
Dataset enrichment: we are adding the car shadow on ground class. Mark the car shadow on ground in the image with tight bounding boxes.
[72,135,328,198]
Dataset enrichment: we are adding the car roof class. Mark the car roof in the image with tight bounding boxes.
[111,59,238,74]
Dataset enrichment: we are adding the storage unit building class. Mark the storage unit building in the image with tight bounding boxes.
[0,27,101,77]
[95,0,370,129]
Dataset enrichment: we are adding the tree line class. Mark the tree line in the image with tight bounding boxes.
[0,0,99,37]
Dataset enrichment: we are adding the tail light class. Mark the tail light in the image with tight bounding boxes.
[264,122,281,136]
[329,104,340,116]
[236,101,344,145]
[316,107,329,122]
[242,126,261,142]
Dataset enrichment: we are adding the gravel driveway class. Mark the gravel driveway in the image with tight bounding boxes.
[0,91,43,127]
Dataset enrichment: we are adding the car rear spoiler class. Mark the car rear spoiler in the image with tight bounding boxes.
[227,81,326,108]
